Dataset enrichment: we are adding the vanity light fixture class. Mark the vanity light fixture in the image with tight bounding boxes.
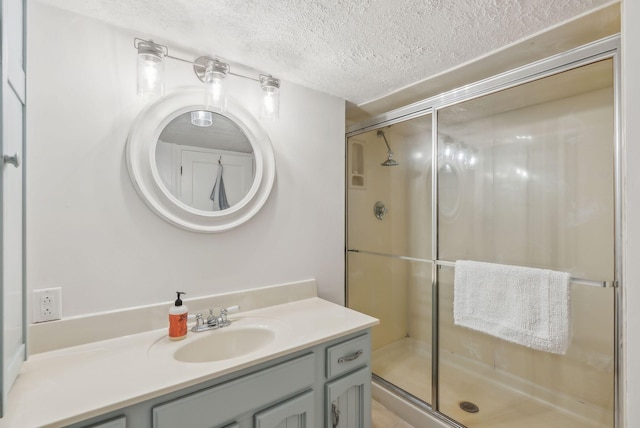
[259,75,281,121]
[134,38,281,120]
[194,56,229,112]
[190,110,214,127]
[135,39,167,97]
[205,59,228,112]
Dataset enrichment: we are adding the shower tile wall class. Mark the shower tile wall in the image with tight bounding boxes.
[348,253,410,350]
[348,131,410,350]
[347,117,433,401]
[348,120,432,351]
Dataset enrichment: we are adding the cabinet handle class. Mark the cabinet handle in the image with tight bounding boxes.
[3,154,19,168]
[332,402,340,428]
[337,349,363,364]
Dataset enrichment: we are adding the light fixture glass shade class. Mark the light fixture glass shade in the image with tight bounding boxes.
[136,41,165,97]
[260,75,280,121]
[191,111,213,127]
[204,59,229,112]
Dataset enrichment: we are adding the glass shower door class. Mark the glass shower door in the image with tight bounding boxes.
[436,59,616,427]
[346,114,433,404]
[347,43,617,428]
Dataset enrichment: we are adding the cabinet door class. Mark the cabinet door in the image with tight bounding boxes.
[85,416,126,428]
[153,354,314,428]
[254,390,314,428]
[325,368,371,428]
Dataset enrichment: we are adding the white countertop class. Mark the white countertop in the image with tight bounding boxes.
[1,297,378,428]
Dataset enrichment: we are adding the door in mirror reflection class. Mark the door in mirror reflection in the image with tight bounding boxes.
[176,148,252,211]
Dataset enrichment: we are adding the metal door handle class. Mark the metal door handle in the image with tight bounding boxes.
[332,402,340,428]
[338,349,363,364]
[3,154,19,168]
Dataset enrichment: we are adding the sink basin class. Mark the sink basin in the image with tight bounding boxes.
[173,326,276,363]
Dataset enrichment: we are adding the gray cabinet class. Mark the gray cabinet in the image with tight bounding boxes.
[85,417,126,428]
[152,354,315,428]
[69,330,371,428]
[324,334,371,428]
[88,416,127,428]
[325,368,371,428]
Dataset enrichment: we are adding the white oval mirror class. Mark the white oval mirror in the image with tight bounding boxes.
[126,87,276,232]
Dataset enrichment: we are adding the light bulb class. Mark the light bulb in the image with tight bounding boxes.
[260,75,280,121]
[261,91,279,120]
[443,141,455,161]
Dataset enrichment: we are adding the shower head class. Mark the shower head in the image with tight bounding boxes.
[381,157,400,167]
[377,130,399,166]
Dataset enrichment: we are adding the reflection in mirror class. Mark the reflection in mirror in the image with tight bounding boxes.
[156,111,255,212]
[439,163,460,219]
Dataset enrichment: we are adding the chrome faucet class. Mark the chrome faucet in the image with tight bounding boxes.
[191,305,239,332]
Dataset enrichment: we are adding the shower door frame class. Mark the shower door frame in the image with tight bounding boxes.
[346,34,622,428]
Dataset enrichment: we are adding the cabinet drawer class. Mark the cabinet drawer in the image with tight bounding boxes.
[326,334,369,379]
[153,353,315,428]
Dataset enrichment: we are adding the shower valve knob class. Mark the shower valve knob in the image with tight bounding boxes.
[374,201,388,220]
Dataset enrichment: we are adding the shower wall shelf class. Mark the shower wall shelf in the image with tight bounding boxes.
[348,140,366,189]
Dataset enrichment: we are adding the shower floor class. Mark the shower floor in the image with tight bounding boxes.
[372,338,611,428]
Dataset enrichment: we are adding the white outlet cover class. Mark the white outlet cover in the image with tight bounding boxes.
[32,288,62,323]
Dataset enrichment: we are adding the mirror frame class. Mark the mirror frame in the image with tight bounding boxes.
[126,87,276,233]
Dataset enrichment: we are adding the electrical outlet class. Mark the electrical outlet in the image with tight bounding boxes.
[32,287,62,323]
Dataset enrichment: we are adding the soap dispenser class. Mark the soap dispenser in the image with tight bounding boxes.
[169,291,188,341]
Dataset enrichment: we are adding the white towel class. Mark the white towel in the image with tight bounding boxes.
[453,260,570,354]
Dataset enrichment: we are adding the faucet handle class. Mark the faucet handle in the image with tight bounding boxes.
[219,305,239,327]
[190,313,205,332]
[223,305,239,314]
[207,309,217,325]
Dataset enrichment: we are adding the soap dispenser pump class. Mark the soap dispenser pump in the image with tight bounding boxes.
[169,291,188,341]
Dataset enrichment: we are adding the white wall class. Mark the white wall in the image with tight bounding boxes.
[26,3,346,318]
[622,1,640,426]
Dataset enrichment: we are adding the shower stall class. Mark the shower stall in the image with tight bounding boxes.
[346,36,620,428]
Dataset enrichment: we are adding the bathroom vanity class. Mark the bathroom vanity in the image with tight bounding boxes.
[0,291,377,428]
[73,330,370,428]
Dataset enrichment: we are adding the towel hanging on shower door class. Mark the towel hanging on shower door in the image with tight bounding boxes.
[210,158,230,211]
[453,260,571,354]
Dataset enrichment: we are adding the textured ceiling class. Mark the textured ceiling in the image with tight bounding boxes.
[38,0,615,106]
